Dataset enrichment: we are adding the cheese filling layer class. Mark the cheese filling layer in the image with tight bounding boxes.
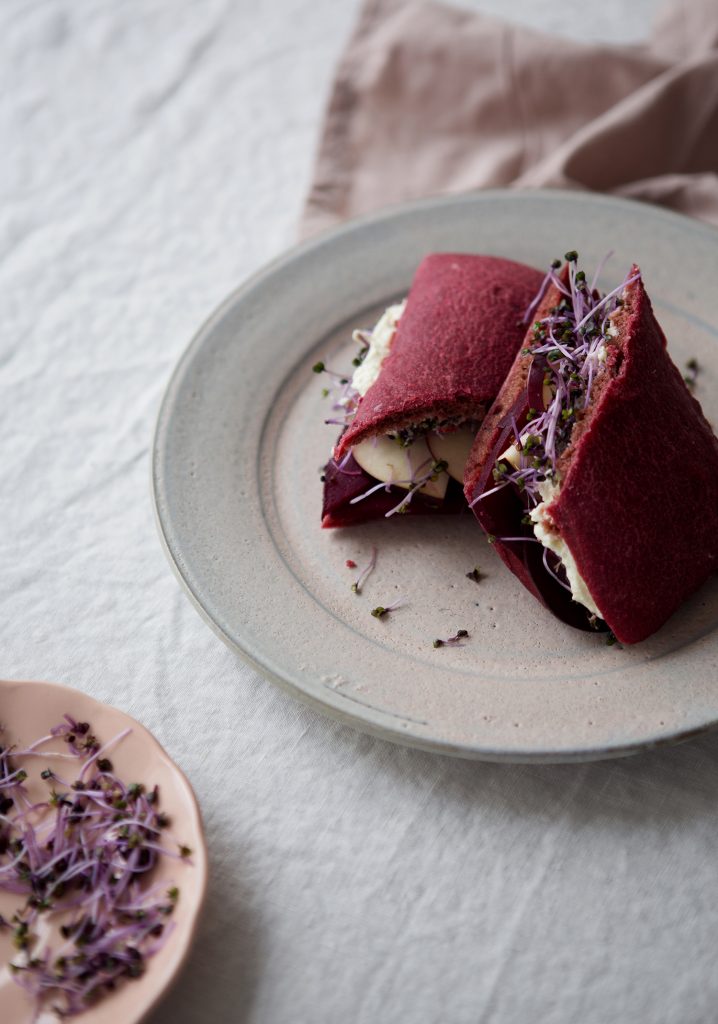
[497,438,603,618]
[529,480,603,619]
[351,301,406,396]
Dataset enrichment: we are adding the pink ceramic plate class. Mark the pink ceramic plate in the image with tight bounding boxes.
[0,679,208,1024]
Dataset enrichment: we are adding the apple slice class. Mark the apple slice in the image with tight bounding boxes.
[426,426,475,484]
[352,435,448,501]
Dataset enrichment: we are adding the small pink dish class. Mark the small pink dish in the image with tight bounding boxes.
[0,679,208,1024]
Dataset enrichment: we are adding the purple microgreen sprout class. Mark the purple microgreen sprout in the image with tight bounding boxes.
[349,478,396,505]
[473,253,642,630]
[350,328,371,367]
[494,536,541,543]
[0,716,189,1017]
[684,358,699,390]
[589,248,614,292]
[351,328,373,348]
[542,545,572,593]
[475,253,640,519]
[347,455,448,515]
[370,598,405,619]
[465,567,483,584]
[351,546,377,594]
[433,629,469,649]
[314,363,348,383]
[384,459,448,518]
[315,357,361,432]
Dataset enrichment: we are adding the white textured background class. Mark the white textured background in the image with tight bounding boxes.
[8,2,718,1024]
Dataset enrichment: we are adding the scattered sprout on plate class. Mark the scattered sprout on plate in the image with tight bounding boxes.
[351,547,377,594]
[684,357,700,390]
[433,630,469,648]
[371,599,405,619]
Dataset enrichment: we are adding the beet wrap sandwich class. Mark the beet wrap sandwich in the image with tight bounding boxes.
[320,253,544,527]
[464,253,718,645]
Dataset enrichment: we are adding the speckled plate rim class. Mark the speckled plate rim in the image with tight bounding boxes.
[0,678,209,1023]
[152,189,718,764]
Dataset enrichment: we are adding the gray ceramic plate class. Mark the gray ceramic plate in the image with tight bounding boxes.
[153,190,718,763]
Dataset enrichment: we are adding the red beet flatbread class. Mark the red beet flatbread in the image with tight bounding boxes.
[323,253,543,528]
[465,263,718,644]
[334,254,543,459]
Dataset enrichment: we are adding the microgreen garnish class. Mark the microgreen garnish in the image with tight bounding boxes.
[684,358,700,390]
[351,546,377,594]
[0,715,189,1017]
[371,599,404,619]
[348,455,450,518]
[477,254,638,520]
[320,355,361,432]
[314,346,365,431]
[465,567,483,584]
[473,253,641,633]
[345,559,357,569]
[383,460,447,518]
[433,629,469,648]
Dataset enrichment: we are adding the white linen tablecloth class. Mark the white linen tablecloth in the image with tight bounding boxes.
[4,2,717,1023]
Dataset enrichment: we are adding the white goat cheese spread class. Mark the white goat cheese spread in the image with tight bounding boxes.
[529,479,603,618]
[351,301,406,396]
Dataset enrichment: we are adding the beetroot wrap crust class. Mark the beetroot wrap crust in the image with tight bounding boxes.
[465,268,718,645]
[323,253,543,528]
[334,254,543,459]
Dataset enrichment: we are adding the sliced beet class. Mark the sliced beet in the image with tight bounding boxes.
[472,467,603,632]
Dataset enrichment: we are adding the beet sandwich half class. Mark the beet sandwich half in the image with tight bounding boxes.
[321,253,543,527]
[464,253,718,645]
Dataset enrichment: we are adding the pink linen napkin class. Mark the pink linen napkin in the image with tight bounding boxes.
[302,0,718,237]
